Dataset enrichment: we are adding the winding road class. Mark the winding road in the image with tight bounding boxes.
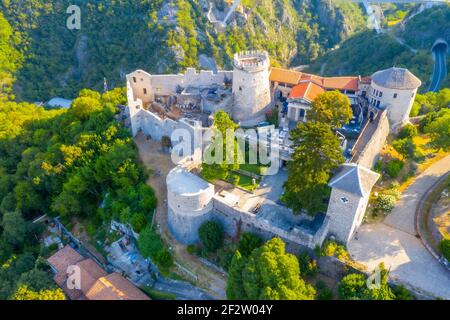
[428,42,448,92]
[348,155,450,299]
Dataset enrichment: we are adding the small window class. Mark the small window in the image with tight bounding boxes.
[299,109,305,118]
[132,77,137,83]
[143,88,147,95]
[239,86,242,91]
[341,197,349,204]
[379,91,383,97]
[376,100,381,108]
[393,93,397,98]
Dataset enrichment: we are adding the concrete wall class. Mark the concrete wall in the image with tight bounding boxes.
[355,110,390,170]
[369,82,417,130]
[327,189,368,245]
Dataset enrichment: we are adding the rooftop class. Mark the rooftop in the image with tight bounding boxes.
[328,163,380,198]
[289,81,325,102]
[167,167,213,196]
[85,273,150,300]
[269,67,303,85]
[47,246,149,300]
[371,67,421,90]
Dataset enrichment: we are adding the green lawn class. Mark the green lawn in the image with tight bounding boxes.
[236,173,260,191]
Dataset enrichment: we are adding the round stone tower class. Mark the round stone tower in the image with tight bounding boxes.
[167,167,214,245]
[232,51,272,127]
[369,67,421,131]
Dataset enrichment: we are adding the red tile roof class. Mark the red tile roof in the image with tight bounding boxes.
[86,273,150,300]
[269,67,303,85]
[289,81,325,102]
[269,67,361,91]
[47,246,149,300]
[300,74,359,91]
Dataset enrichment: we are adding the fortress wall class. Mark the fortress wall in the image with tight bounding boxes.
[139,109,179,141]
[168,207,213,245]
[184,69,233,87]
[127,70,154,104]
[212,196,327,249]
[355,110,390,170]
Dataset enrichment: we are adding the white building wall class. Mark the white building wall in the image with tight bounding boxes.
[369,81,418,130]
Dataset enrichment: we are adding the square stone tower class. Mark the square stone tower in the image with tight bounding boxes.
[326,163,380,244]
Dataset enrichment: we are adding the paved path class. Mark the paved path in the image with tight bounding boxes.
[348,155,450,299]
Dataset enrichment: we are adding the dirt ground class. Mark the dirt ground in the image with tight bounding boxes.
[134,132,227,299]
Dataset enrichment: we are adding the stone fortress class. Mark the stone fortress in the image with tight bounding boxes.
[126,51,422,249]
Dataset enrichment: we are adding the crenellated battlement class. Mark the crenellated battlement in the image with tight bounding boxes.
[233,50,270,72]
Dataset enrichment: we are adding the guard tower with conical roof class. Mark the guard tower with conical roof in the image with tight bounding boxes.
[369,67,421,130]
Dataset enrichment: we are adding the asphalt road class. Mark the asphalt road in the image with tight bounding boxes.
[348,156,450,299]
[428,44,447,92]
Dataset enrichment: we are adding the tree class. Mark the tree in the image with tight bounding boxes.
[392,138,416,160]
[137,225,173,271]
[308,91,352,129]
[70,96,103,120]
[11,285,65,300]
[1,211,26,248]
[398,124,418,139]
[202,111,240,180]
[283,121,344,215]
[237,232,262,257]
[17,269,55,292]
[424,109,450,151]
[338,263,395,300]
[198,220,224,252]
[226,238,316,300]
[137,225,163,259]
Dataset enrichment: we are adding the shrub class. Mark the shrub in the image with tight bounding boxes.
[186,245,197,255]
[237,232,262,257]
[393,285,414,300]
[439,239,450,261]
[298,252,319,276]
[413,149,426,163]
[198,220,224,252]
[392,138,415,160]
[386,159,404,178]
[131,212,147,233]
[398,124,418,139]
[374,160,383,173]
[317,288,333,300]
[320,240,349,261]
[376,194,396,213]
[154,249,173,270]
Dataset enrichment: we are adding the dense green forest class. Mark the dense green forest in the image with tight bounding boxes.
[0,0,366,101]
[308,5,450,91]
[0,83,161,298]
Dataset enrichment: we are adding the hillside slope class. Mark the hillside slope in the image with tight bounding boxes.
[0,0,366,101]
[307,5,450,91]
